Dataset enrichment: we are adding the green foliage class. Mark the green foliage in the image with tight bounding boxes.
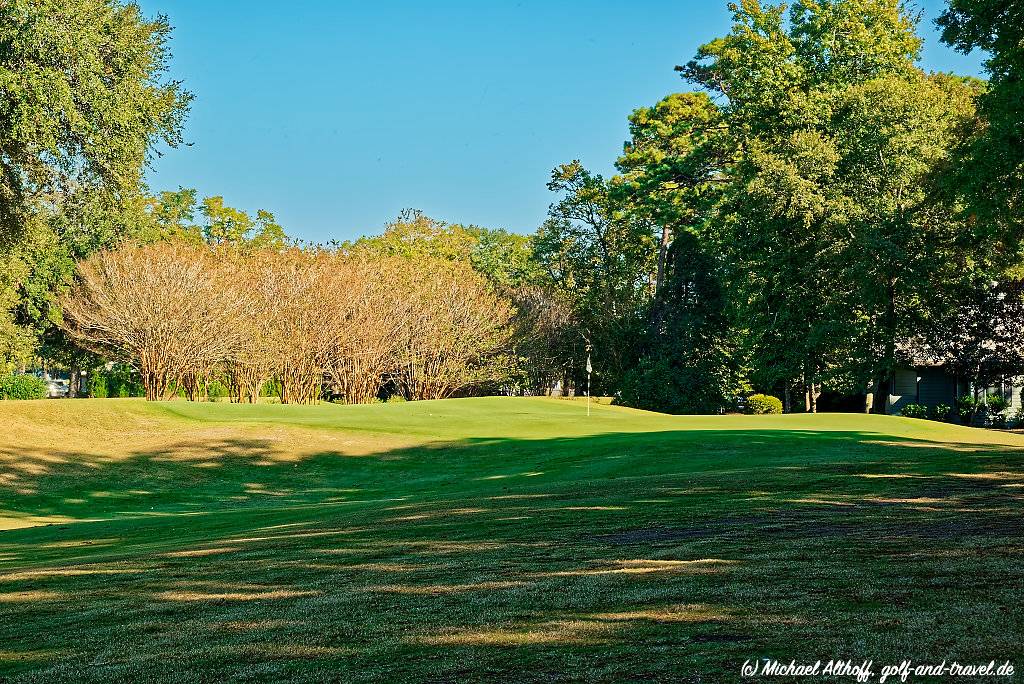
[618,356,721,415]
[0,0,191,236]
[89,365,144,399]
[931,404,953,422]
[138,188,202,243]
[957,395,981,423]
[207,379,228,400]
[0,373,47,400]
[262,378,282,398]
[349,210,478,262]
[746,394,783,415]
[536,162,656,391]
[201,197,287,249]
[87,372,108,399]
[940,0,1024,250]
[0,0,190,366]
[986,394,1010,415]
[350,210,542,291]
[614,92,727,241]
[674,0,982,408]
[900,404,928,419]
[617,231,744,415]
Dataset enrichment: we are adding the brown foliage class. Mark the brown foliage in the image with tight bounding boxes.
[264,249,342,405]
[61,241,249,401]
[395,258,515,400]
[62,242,515,403]
[324,256,409,404]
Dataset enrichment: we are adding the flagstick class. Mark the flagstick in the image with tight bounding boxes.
[586,351,592,417]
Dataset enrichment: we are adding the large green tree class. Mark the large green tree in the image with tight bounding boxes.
[0,0,191,367]
[614,92,729,290]
[610,93,745,413]
[939,0,1024,251]
[535,162,657,393]
[679,0,980,411]
[618,229,746,414]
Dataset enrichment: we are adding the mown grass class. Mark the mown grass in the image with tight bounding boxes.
[1,397,1022,682]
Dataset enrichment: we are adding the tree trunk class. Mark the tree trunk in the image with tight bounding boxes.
[783,384,792,414]
[809,383,820,414]
[144,368,169,402]
[655,224,672,293]
[882,279,898,415]
[69,365,80,398]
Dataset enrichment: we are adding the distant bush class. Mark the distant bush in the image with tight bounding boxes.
[261,378,282,397]
[0,374,48,400]
[87,372,108,398]
[617,355,740,415]
[986,394,1010,415]
[746,394,783,415]
[89,365,144,398]
[207,379,228,400]
[930,403,952,422]
[386,394,407,403]
[1013,406,1024,429]
[957,395,980,423]
[900,403,928,419]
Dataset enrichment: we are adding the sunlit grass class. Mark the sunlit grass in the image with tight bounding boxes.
[0,397,1022,681]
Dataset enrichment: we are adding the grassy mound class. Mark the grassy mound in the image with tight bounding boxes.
[1,398,1022,681]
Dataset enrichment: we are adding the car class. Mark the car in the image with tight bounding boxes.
[46,378,70,398]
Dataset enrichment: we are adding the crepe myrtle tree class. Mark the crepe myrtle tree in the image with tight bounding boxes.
[60,241,249,401]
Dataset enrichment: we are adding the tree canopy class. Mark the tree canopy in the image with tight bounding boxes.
[0,0,191,370]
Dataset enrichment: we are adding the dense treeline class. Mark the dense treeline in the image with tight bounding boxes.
[1,0,1021,412]
[530,0,1024,414]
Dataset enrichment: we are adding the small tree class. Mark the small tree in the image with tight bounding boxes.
[325,256,408,403]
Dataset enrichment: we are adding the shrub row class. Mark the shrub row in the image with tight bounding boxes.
[0,374,48,400]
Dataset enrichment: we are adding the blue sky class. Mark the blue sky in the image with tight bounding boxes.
[142,1,986,243]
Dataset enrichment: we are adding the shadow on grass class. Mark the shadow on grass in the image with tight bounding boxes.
[2,427,1022,523]
[0,427,1022,681]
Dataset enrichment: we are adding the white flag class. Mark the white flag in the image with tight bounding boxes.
[586,355,592,374]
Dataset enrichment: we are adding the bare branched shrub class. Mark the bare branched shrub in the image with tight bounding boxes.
[61,241,248,401]
[508,284,575,394]
[221,251,278,403]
